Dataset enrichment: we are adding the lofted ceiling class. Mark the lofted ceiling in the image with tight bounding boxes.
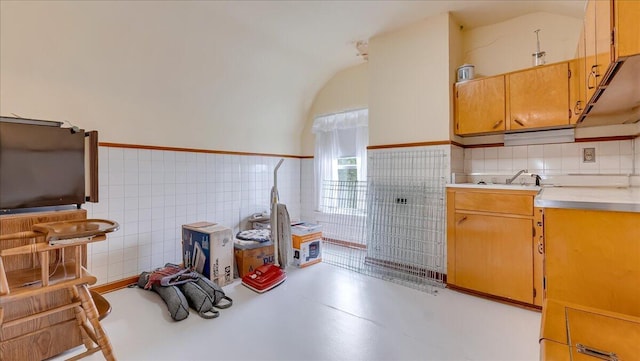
[0,1,585,154]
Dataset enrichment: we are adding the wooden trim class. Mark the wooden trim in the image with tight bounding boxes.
[575,135,636,142]
[462,142,505,149]
[98,142,305,159]
[86,131,99,202]
[447,283,542,312]
[90,276,139,294]
[323,237,367,250]
[451,140,465,148]
[367,140,452,150]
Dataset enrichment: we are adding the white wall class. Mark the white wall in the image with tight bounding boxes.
[0,1,319,155]
[461,12,582,77]
[448,15,463,140]
[300,63,369,156]
[368,13,452,146]
[636,137,640,174]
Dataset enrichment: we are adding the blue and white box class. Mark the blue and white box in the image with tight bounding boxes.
[182,222,234,286]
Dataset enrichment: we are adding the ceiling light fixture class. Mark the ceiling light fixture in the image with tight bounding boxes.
[356,40,368,61]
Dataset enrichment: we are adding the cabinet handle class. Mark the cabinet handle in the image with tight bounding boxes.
[491,120,503,129]
[514,119,525,127]
[574,100,583,115]
[457,216,468,225]
[576,343,618,361]
[587,65,600,90]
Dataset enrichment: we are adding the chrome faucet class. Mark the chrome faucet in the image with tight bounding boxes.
[506,169,528,184]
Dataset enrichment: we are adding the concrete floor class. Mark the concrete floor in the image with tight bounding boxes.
[56,263,541,361]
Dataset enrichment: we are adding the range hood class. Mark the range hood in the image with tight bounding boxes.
[504,128,575,146]
[577,54,640,127]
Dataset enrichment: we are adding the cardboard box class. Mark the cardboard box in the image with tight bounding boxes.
[182,222,234,286]
[234,242,275,277]
[292,231,322,268]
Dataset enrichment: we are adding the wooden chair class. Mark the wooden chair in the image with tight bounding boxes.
[0,220,118,361]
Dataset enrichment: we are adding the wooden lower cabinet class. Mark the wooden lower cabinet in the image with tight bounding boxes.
[446,187,542,307]
[454,214,532,303]
[543,208,640,317]
[540,299,640,360]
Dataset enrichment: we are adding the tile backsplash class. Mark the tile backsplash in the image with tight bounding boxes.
[84,146,300,285]
[462,139,636,176]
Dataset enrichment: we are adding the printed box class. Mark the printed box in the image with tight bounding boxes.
[292,232,322,268]
[182,222,234,286]
[234,242,275,277]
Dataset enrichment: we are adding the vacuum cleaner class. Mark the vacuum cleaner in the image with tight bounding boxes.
[241,159,289,293]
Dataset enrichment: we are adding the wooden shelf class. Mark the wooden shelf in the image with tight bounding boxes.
[2,261,96,302]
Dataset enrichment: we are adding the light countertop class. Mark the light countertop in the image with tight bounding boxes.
[446,183,541,191]
[447,183,640,213]
[534,186,640,213]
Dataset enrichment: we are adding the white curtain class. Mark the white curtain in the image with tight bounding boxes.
[312,109,368,211]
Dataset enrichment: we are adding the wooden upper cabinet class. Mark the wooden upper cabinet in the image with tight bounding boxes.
[584,0,598,102]
[585,0,635,94]
[508,62,571,130]
[454,75,505,135]
[595,0,612,79]
[572,25,588,121]
[615,0,640,59]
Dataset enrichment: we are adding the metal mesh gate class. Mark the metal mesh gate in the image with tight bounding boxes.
[319,148,447,293]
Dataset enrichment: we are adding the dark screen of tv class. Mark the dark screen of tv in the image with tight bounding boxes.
[0,121,85,212]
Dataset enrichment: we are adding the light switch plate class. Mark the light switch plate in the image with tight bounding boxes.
[583,147,596,163]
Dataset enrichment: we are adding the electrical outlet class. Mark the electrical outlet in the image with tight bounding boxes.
[583,147,596,163]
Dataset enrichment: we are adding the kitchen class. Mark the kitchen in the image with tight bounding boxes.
[1,1,639,360]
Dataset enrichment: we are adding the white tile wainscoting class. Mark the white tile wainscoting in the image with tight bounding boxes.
[83,146,300,285]
[88,139,638,286]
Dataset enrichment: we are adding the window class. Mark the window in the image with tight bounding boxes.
[312,109,368,212]
[337,157,358,181]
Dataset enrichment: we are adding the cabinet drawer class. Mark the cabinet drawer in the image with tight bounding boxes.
[567,308,640,361]
[540,300,640,361]
[454,192,533,216]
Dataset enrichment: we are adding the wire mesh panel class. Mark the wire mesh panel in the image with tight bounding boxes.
[319,180,368,272]
[320,148,448,293]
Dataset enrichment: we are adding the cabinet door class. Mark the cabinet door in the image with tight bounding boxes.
[585,0,598,102]
[508,62,570,129]
[566,308,640,361]
[454,213,533,303]
[572,25,588,122]
[595,0,612,81]
[615,0,640,58]
[455,75,505,135]
[544,208,640,317]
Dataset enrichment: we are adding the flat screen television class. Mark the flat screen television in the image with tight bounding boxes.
[0,118,86,213]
